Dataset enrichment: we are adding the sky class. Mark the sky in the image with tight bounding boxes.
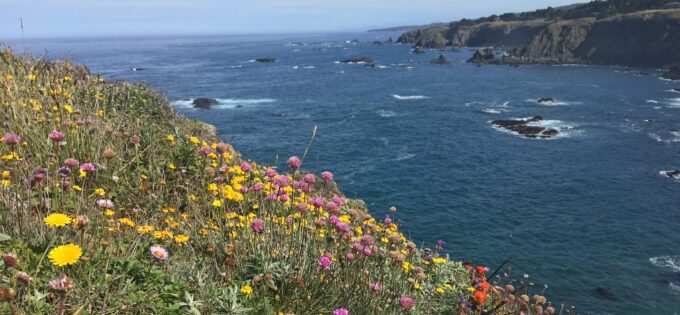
[1,0,581,39]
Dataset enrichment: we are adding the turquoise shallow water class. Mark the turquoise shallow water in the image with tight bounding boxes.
[11,33,680,314]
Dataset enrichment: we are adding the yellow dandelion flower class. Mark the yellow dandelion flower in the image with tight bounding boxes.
[436,287,445,294]
[1,170,9,178]
[48,244,82,267]
[174,234,190,244]
[104,209,115,216]
[168,163,175,170]
[212,199,223,207]
[118,218,135,227]
[72,185,82,191]
[432,257,447,264]
[240,285,253,295]
[137,225,154,234]
[94,188,106,196]
[189,136,200,144]
[402,261,412,273]
[166,135,175,143]
[44,213,72,227]
[1,179,9,187]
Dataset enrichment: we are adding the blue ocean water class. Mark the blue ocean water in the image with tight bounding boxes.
[9,33,680,314]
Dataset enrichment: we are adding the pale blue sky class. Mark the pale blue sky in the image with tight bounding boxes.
[1,0,580,39]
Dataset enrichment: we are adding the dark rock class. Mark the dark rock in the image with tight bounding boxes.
[386,37,393,44]
[365,64,376,69]
[537,97,556,103]
[663,65,680,81]
[255,58,276,63]
[467,48,496,63]
[430,54,449,65]
[340,57,373,64]
[491,115,559,139]
[192,98,219,109]
[412,46,426,54]
[673,88,680,93]
[372,40,383,45]
[350,39,360,43]
[234,105,243,108]
[660,170,680,179]
[594,287,617,300]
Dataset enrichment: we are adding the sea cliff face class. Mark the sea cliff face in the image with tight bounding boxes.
[398,9,680,68]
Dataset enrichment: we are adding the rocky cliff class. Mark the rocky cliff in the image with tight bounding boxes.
[398,9,680,68]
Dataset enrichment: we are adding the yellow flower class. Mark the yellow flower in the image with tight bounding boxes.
[137,225,154,234]
[118,218,135,227]
[28,73,36,81]
[104,209,115,217]
[402,261,412,273]
[63,104,73,113]
[1,179,9,187]
[79,170,87,178]
[168,163,175,170]
[414,283,421,290]
[1,170,9,178]
[432,257,447,264]
[240,285,253,295]
[166,135,175,143]
[48,244,82,266]
[174,234,190,244]
[467,287,476,293]
[189,136,199,144]
[94,188,106,196]
[72,185,82,191]
[212,199,223,207]
[44,213,72,227]
[436,287,445,294]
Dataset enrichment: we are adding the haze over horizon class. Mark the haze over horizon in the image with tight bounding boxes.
[1,0,580,39]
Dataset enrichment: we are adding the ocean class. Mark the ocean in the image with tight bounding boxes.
[8,32,680,314]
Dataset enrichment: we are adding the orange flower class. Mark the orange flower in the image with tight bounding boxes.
[472,290,487,306]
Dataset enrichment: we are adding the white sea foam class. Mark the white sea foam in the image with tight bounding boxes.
[482,109,502,114]
[650,255,680,272]
[670,282,680,294]
[666,89,680,94]
[376,110,396,118]
[391,94,429,100]
[396,153,416,161]
[646,100,659,104]
[526,98,582,106]
[666,98,680,108]
[649,131,680,143]
[377,65,388,69]
[172,98,276,109]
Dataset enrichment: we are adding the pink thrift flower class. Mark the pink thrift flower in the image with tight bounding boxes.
[252,183,264,191]
[80,163,95,172]
[303,173,316,184]
[240,162,251,172]
[314,198,325,207]
[287,156,301,170]
[328,215,340,225]
[96,199,114,209]
[332,196,344,206]
[2,133,21,146]
[264,168,277,178]
[318,256,332,269]
[336,222,351,234]
[384,215,392,225]
[64,158,79,168]
[362,246,373,257]
[370,283,381,292]
[272,175,290,187]
[399,296,415,310]
[251,218,265,233]
[333,308,349,315]
[320,171,334,181]
[48,130,65,142]
[345,253,355,261]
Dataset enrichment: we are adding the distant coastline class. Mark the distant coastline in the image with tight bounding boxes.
[392,0,680,72]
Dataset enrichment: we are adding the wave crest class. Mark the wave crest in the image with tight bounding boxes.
[392,94,429,100]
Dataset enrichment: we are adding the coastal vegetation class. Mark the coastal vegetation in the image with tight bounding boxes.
[0,48,572,314]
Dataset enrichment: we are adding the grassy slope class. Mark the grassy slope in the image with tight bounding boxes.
[0,49,564,314]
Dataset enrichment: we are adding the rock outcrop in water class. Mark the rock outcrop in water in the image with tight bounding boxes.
[430,54,449,65]
[492,115,559,139]
[537,97,556,104]
[467,48,496,63]
[255,58,276,63]
[663,65,680,80]
[192,98,219,109]
[660,170,680,179]
[340,57,373,64]
[397,5,680,68]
